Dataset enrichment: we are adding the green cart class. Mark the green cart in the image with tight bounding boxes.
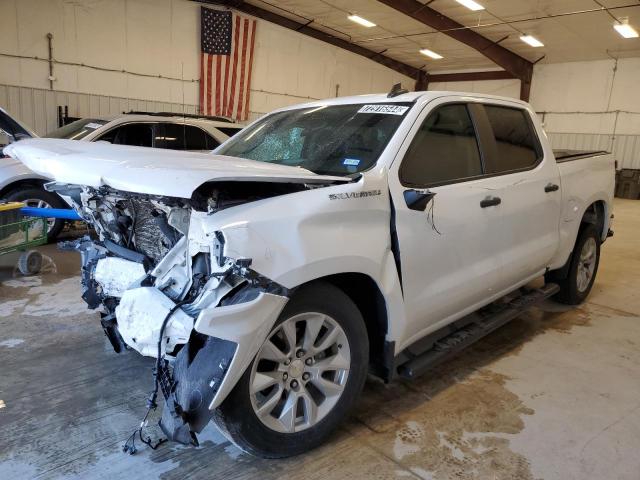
[0,202,48,275]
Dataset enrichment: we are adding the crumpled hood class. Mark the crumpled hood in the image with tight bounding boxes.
[4,138,349,198]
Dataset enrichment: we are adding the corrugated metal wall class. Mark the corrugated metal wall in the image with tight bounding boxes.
[0,84,198,136]
[3,83,640,171]
[547,132,640,170]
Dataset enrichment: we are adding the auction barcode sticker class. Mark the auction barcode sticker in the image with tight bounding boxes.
[357,104,409,115]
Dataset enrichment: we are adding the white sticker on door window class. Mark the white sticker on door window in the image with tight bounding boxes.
[85,123,103,129]
[357,104,409,115]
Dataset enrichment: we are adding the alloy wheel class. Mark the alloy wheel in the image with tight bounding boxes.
[576,236,597,293]
[24,198,55,233]
[249,312,351,433]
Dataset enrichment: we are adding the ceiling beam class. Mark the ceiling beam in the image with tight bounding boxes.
[197,0,423,80]
[428,70,516,82]
[376,0,533,100]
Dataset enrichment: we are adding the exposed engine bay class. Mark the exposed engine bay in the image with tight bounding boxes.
[51,181,297,446]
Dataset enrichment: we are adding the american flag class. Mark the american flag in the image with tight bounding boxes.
[199,8,257,121]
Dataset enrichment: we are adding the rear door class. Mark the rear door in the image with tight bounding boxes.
[388,98,506,345]
[474,103,561,289]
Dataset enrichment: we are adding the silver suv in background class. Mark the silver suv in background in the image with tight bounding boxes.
[0,110,244,239]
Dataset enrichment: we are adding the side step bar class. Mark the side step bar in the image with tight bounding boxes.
[398,283,560,380]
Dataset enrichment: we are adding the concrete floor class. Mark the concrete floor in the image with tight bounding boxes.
[1,199,639,480]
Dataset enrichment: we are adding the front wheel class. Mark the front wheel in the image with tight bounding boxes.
[5,188,66,241]
[550,224,601,305]
[212,282,369,458]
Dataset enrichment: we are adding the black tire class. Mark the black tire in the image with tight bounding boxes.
[18,250,43,275]
[212,282,369,458]
[549,224,601,305]
[5,188,66,241]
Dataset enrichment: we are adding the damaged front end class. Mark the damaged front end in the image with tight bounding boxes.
[52,182,290,446]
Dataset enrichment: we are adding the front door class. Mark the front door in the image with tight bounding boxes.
[388,98,507,348]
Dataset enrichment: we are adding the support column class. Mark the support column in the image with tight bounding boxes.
[414,71,428,91]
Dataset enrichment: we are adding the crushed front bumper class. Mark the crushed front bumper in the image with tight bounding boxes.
[159,291,288,444]
[62,227,290,446]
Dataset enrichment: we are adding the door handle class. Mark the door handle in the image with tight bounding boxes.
[545,183,559,193]
[480,196,501,208]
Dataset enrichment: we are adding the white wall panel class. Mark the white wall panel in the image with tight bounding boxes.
[73,0,127,69]
[0,1,19,54]
[540,112,617,135]
[547,133,611,152]
[0,84,198,136]
[429,79,521,99]
[547,132,640,170]
[0,0,412,122]
[530,60,615,113]
[533,58,640,171]
[531,59,640,136]
[616,112,640,136]
[605,58,640,114]
[0,57,21,88]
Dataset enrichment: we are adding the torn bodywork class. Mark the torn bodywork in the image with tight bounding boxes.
[54,181,292,445]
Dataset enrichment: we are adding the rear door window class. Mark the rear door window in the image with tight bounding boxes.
[99,123,154,147]
[184,125,212,150]
[482,105,541,173]
[400,104,482,187]
[158,124,185,150]
[159,124,218,150]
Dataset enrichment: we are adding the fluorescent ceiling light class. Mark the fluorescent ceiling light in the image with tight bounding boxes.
[420,48,443,59]
[455,0,485,11]
[348,15,376,28]
[614,22,639,39]
[520,35,544,47]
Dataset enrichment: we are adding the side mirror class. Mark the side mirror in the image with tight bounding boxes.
[403,189,436,211]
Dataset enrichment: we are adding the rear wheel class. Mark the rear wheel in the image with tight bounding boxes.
[5,188,66,241]
[212,282,369,458]
[550,224,601,305]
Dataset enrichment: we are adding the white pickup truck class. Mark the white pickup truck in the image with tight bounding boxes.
[5,90,614,458]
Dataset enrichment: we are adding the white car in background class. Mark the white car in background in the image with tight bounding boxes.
[0,111,244,239]
[46,112,244,150]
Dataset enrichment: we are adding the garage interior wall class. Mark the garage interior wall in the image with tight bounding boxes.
[0,0,411,134]
[1,0,639,169]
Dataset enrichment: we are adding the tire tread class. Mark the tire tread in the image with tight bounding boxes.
[551,224,600,305]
